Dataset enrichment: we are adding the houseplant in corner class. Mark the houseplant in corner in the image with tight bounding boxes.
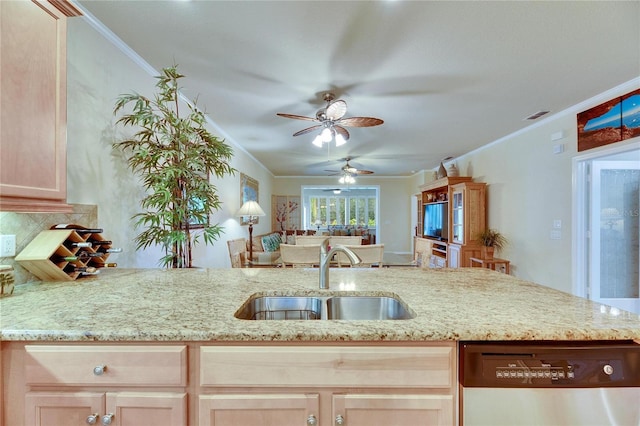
[477,228,507,259]
[113,65,235,268]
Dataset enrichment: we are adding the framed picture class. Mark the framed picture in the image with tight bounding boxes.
[183,173,210,229]
[240,173,259,225]
[186,195,208,228]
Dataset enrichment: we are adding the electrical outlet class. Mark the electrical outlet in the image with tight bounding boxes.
[0,235,16,257]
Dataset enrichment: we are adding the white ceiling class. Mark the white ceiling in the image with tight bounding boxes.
[77,0,639,177]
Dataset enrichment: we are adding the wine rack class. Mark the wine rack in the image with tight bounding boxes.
[16,230,114,281]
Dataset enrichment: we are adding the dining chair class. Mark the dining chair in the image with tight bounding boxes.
[329,236,362,247]
[294,235,329,246]
[279,244,321,268]
[227,238,247,268]
[337,244,385,267]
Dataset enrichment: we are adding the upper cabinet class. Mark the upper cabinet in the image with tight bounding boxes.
[0,0,81,212]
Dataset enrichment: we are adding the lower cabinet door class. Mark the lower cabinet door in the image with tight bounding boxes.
[448,244,461,268]
[25,392,104,426]
[24,391,186,426]
[199,393,320,426]
[332,394,454,426]
[105,392,187,426]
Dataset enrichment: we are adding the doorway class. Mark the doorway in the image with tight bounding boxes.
[574,141,640,314]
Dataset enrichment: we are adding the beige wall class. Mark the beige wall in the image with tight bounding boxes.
[450,79,639,292]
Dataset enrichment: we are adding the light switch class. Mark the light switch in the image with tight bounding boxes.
[0,235,16,257]
[553,220,562,229]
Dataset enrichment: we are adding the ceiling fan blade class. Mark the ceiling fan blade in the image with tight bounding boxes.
[293,125,322,137]
[325,100,347,120]
[336,116,384,127]
[276,113,318,122]
[343,158,374,175]
[334,125,350,140]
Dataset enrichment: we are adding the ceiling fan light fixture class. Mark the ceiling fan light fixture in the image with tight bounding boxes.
[321,127,332,142]
[312,134,323,147]
[339,174,355,184]
[335,133,346,146]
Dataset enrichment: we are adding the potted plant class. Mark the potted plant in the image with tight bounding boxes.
[113,65,235,268]
[477,228,507,259]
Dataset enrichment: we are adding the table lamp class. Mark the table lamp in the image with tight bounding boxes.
[236,200,266,262]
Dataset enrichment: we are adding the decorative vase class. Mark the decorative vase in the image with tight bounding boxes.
[437,162,447,179]
[481,246,495,259]
[447,163,459,177]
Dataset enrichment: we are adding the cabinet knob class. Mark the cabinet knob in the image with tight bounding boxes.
[307,414,317,425]
[86,413,99,425]
[93,364,107,376]
[101,413,114,425]
[335,414,345,425]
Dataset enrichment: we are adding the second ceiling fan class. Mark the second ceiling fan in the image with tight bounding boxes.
[325,157,374,176]
[277,93,384,146]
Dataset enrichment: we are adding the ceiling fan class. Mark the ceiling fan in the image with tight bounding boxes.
[325,157,375,176]
[277,93,384,146]
[323,188,350,194]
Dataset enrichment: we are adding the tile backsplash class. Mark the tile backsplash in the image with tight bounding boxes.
[0,204,97,284]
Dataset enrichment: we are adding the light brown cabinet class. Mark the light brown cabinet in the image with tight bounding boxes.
[418,177,486,268]
[448,182,486,267]
[25,391,187,426]
[4,342,456,425]
[4,344,188,425]
[0,0,80,212]
[199,344,455,426]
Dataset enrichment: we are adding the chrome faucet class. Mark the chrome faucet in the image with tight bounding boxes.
[319,239,361,289]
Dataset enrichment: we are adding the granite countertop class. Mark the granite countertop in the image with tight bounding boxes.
[1,267,639,342]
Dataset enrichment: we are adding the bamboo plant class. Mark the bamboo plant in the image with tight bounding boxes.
[113,65,235,268]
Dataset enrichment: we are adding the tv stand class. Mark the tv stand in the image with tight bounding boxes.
[415,176,486,268]
[413,237,447,268]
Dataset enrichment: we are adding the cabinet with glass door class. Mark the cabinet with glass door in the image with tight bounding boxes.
[447,182,486,267]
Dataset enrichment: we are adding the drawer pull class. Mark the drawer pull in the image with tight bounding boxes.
[93,364,106,376]
[86,413,99,425]
[335,414,345,425]
[101,413,114,425]
[307,414,317,425]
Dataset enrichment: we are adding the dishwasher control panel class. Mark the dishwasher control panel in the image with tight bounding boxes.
[460,341,640,388]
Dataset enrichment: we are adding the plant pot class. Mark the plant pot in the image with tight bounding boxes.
[481,246,495,259]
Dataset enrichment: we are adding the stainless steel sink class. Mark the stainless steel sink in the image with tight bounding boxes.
[235,294,414,321]
[235,296,323,320]
[326,296,415,320]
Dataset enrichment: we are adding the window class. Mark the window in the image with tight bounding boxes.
[308,195,376,226]
[306,188,377,230]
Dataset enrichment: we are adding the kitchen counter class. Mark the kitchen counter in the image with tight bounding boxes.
[1,267,639,342]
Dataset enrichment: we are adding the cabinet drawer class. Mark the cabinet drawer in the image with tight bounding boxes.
[25,345,187,386]
[201,345,453,388]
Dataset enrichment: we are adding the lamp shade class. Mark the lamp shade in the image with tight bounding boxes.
[236,200,265,217]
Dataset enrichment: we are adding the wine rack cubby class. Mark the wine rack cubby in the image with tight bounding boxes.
[16,230,115,281]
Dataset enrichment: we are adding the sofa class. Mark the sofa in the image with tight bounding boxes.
[247,232,283,257]
[246,231,363,258]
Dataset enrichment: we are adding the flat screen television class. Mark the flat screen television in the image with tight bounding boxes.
[423,202,448,240]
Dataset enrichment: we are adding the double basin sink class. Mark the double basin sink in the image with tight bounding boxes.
[235,294,415,321]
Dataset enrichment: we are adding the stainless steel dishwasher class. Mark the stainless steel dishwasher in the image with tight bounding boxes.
[459,341,640,425]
